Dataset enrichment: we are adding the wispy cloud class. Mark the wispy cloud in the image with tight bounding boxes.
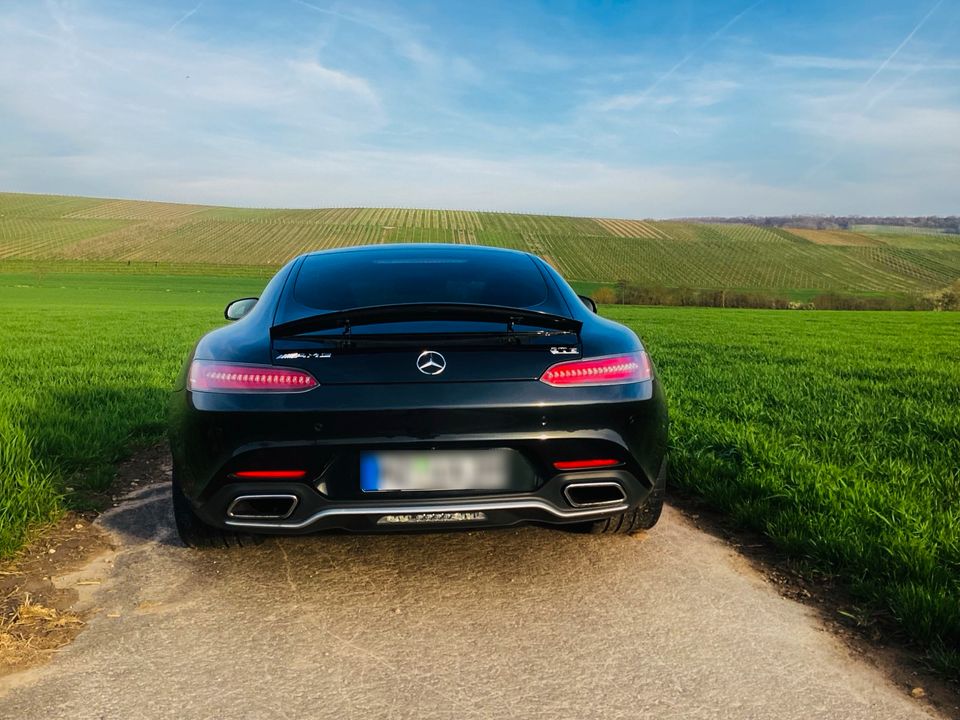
[595,0,762,113]
[491,38,577,73]
[595,78,740,112]
[642,1,762,98]
[0,3,385,150]
[289,60,379,105]
[802,0,949,180]
[292,0,438,71]
[767,53,960,72]
[1,1,958,215]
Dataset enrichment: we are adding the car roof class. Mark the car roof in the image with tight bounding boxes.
[301,243,536,261]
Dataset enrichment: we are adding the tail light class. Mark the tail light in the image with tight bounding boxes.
[553,459,621,470]
[540,352,651,387]
[188,360,318,393]
[231,470,307,479]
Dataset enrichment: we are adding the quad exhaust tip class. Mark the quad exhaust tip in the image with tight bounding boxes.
[563,481,627,508]
[227,494,299,520]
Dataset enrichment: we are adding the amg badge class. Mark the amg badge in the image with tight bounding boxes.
[377,511,488,525]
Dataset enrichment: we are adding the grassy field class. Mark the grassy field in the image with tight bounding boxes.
[1,269,957,673]
[0,271,262,554]
[607,305,960,672]
[3,192,959,294]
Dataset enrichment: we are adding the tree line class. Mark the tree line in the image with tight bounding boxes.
[592,281,960,311]
[678,215,960,233]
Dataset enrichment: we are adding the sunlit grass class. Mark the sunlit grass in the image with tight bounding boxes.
[0,271,265,553]
[608,305,960,674]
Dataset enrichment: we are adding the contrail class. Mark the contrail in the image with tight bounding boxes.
[865,57,929,111]
[804,0,944,180]
[858,0,943,93]
[292,0,350,21]
[167,2,203,34]
[291,0,381,33]
[641,0,764,98]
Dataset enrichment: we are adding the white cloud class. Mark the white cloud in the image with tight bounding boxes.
[591,75,740,113]
[493,38,578,73]
[594,93,665,112]
[0,2,957,217]
[767,53,960,72]
[0,3,385,155]
[788,74,960,187]
[289,60,380,105]
[6,141,956,217]
[795,106,960,153]
[292,0,481,83]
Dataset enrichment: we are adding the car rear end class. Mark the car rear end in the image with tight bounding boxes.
[168,245,668,537]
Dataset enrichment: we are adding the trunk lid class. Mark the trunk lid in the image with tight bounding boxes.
[272,318,580,384]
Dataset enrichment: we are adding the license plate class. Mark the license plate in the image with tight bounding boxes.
[360,450,509,493]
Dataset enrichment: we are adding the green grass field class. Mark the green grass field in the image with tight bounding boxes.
[3,192,959,294]
[607,305,960,672]
[0,272,262,553]
[1,269,957,673]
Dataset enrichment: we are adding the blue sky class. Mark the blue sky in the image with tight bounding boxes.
[1,0,958,217]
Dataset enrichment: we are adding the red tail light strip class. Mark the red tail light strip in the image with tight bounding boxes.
[540,352,651,387]
[232,470,308,479]
[553,459,621,471]
[189,361,318,393]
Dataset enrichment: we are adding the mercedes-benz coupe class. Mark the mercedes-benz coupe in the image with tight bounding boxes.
[168,244,668,547]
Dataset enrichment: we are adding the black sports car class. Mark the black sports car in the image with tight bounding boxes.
[168,244,668,547]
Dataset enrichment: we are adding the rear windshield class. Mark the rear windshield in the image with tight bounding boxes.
[292,249,551,311]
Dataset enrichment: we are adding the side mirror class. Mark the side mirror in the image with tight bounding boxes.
[224,297,258,321]
[578,294,598,314]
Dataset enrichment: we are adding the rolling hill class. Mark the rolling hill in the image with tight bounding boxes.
[2,192,958,294]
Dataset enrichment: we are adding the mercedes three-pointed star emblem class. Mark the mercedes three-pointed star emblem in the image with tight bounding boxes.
[416,350,446,376]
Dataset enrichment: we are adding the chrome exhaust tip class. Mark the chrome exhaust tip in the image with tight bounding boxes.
[563,482,627,508]
[226,494,299,520]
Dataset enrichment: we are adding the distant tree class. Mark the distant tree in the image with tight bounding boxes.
[615,279,628,304]
[593,287,617,304]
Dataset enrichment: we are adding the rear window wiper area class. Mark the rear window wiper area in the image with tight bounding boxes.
[270,303,583,339]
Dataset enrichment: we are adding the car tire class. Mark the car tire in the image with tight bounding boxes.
[172,471,263,549]
[583,460,666,535]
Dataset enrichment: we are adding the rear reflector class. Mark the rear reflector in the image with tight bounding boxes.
[540,352,651,387]
[232,470,308,479]
[189,360,317,393]
[553,459,621,471]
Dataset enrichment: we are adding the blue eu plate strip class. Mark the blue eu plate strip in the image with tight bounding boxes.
[359,454,379,492]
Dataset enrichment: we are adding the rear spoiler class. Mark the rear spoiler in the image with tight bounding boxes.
[270,303,583,338]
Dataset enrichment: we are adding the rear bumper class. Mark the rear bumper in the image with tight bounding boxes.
[168,379,668,533]
[210,468,647,534]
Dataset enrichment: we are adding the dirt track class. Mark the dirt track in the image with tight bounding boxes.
[0,478,945,720]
